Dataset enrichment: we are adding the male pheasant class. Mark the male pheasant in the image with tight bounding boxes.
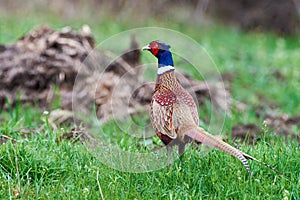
[142,40,281,176]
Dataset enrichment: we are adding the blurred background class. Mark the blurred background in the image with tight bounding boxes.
[0,0,300,35]
[1,0,300,36]
[0,1,300,199]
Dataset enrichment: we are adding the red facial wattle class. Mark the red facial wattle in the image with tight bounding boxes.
[149,41,160,56]
[151,48,159,56]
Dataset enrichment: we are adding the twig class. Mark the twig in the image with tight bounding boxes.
[96,170,105,200]
[1,134,17,143]
[7,174,12,200]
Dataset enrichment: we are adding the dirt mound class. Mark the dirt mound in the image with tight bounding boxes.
[0,26,229,123]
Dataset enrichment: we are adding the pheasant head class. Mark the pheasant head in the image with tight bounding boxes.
[142,40,175,75]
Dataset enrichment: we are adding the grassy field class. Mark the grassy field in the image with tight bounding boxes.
[0,12,300,199]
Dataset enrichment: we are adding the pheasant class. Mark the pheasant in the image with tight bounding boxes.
[142,40,281,176]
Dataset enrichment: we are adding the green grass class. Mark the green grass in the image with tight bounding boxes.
[0,108,299,199]
[1,12,300,199]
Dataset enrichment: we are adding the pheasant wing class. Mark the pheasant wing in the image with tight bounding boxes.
[151,86,177,139]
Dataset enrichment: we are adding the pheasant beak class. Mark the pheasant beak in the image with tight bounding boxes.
[142,45,151,51]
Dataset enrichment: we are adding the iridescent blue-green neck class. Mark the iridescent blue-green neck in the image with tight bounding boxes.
[157,50,174,67]
[157,50,175,75]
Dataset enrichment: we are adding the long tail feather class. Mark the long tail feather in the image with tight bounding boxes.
[185,127,285,177]
[184,126,284,177]
[185,126,252,175]
[242,152,284,176]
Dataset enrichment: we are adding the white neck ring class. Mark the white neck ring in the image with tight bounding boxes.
[157,65,175,75]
